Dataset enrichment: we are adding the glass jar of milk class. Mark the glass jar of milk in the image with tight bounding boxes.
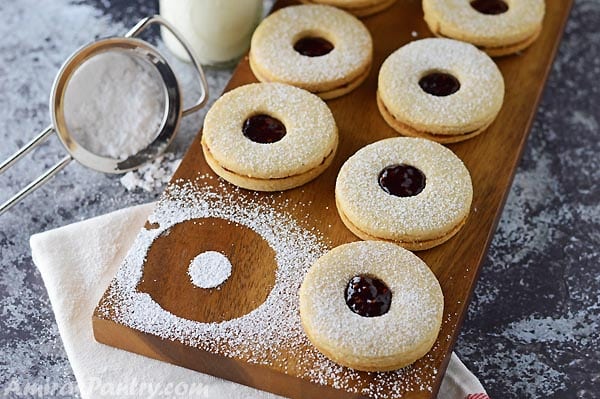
[159,0,263,67]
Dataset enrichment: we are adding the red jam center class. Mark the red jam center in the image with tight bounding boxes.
[242,114,286,144]
[470,0,509,15]
[345,275,392,317]
[293,37,334,57]
[419,72,461,97]
[378,164,426,197]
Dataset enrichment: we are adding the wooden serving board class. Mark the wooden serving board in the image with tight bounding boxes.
[93,1,573,398]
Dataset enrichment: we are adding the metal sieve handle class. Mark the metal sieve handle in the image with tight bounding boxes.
[0,155,72,216]
[125,15,210,117]
[0,125,73,216]
[0,125,54,174]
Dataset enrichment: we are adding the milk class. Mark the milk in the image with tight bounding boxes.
[160,0,263,67]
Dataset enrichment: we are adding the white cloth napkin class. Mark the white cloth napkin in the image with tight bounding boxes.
[30,203,488,399]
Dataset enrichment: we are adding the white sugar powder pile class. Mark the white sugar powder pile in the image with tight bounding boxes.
[119,153,181,192]
[188,251,232,289]
[63,50,165,160]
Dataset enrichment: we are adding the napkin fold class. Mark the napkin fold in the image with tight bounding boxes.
[30,203,488,399]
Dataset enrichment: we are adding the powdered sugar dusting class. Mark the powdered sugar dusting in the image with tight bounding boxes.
[250,4,372,89]
[378,38,504,134]
[336,137,473,241]
[300,241,444,365]
[202,83,337,179]
[188,251,232,289]
[97,175,441,397]
[64,51,166,160]
[423,0,545,47]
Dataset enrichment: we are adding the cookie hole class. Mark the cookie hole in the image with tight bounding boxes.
[345,274,392,317]
[378,164,426,197]
[242,114,287,144]
[419,72,461,97]
[294,36,334,57]
[470,0,509,15]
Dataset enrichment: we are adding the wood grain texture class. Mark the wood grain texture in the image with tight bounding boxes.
[139,218,278,323]
[93,1,573,398]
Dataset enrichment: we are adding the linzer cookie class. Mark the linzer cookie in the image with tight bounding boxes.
[335,137,473,250]
[423,0,545,57]
[201,83,338,192]
[249,4,373,99]
[299,241,444,371]
[377,38,504,143]
[298,0,398,17]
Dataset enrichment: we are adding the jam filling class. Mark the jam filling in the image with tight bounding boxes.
[470,0,509,15]
[294,37,334,57]
[345,275,392,317]
[419,72,461,97]
[242,114,286,144]
[379,164,426,197]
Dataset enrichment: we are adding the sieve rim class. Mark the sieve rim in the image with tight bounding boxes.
[50,36,182,174]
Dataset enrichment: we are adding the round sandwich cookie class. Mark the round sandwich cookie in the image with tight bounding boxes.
[201,83,338,192]
[377,38,504,143]
[335,137,473,251]
[299,241,444,371]
[249,4,373,100]
[423,0,546,57]
[298,0,398,17]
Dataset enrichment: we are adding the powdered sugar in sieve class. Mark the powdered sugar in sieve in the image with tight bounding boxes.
[63,51,166,160]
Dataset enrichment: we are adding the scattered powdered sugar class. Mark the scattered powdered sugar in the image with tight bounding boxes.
[97,175,442,397]
[188,251,232,289]
[63,50,166,160]
[119,153,181,192]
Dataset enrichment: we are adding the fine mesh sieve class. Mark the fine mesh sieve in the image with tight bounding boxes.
[0,16,209,215]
